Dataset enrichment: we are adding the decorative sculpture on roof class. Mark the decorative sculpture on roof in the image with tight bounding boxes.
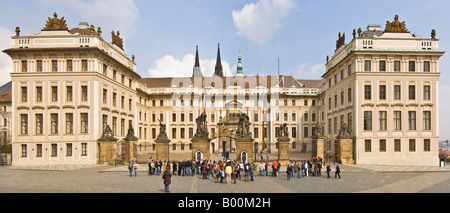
[385,15,408,33]
[357,28,362,37]
[42,12,68,31]
[15,27,20,36]
[111,30,124,50]
[431,29,436,39]
[336,32,345,50]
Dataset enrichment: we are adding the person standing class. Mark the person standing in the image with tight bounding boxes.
[162,166,172,192]
[225,163,232,184]
[272,159,278,177]
[265,161,269,176]
[335,164,341,178]
[202,162,208,180]
[133,162,139,177]
[172,161,177,176]
[250,163,255,181]
[286,164,291,180]
[326,163,331,178]
[128,161,134,177]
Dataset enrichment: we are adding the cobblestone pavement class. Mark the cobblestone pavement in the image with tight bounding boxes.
[1,163,450,193]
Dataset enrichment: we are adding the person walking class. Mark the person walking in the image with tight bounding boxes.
[250,163,255,181]
[162,166,172,192]
[265,161,269,176]
[258,162,263,176]
[335,164,341,178]
[326,163,331,178]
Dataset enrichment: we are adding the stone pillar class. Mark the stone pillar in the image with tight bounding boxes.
[97,125,118,165]
[124,125,138,162]
[277,136,290,166]
[191,138,212,161]
[312,136,325,159]
[338,137,355,164]
[155,135,170,162]
[235,137,254,163]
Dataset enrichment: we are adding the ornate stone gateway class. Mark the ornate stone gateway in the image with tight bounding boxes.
[336,123,355,164]
[98,125,118,165]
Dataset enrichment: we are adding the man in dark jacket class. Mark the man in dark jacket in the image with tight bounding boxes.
[335,164,341,178]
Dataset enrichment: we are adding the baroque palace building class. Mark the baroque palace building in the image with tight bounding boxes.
[2,13,444,166]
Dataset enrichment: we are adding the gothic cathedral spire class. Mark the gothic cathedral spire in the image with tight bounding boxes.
[214,43,224,77]
[192,45,203,77]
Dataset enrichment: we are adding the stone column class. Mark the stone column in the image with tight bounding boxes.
[124,125,138,162]
[97,125,118,165]
[338,136,355,164]
[312,136,325,159]
[277,136,290,166]
[235,137,254,163]
[191,137,212,161]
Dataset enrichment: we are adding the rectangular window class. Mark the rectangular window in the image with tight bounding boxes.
[112,117,117,135]
[81,143,87,156]
[424,139,431,152]
[379,111,387,130]
[394,85,401,100]
[347,64,352,76]
[21,114,28,135]
[379,139,386,152]
[172,128,177,139]
[36,144,42,157]
[81,86,88,101]
[424,85,430,100]
[81,113,88,133]
[51,144,57,157]
[393,111,402,130]
[408,111,416,130]
[21,144,27,157]
[364,85,371,100]
[409,85,416,100]
[348,88,351,102]
[121,118,125,136]
[365,140,371,152]
[254,127,259,138]
[394,61,401,72]
[103,64,108,76]
[35,114,43,134]
[112,93,117,107]
[348,113,352,131]
[379,60,386,71]
[292,127,296,138]
[102,114,108,132]
[36,86,42,102]
[51,113,58,134]
[21,87,27,102]
[66,60,73,71]
[66,113,73,134]
[82,60,88,71]
[334,117,337,133]
[364,60,371,71]
[52,86,57,102]
[364,111,372,130]
[22,60,27,72]
[52,60,58,72]
[379,85,386,100]
[66,86,72,102]
[304,112,308,122]
[340,92,344,105]
[394,139,401,152]
[423,111,431,130]
[66,143,72,156]
[304,127,308,138]
[103,89,107,104]
[36,60,43,72]
[423,61,430,72]
[113,70,117,80]
[189,127,193,138]
[409,139,416,152]
[408,61,415,72]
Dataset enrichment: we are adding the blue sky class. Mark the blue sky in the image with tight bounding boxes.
[0,0,449,140]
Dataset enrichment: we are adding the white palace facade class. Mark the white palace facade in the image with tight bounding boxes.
[2,14,444,166]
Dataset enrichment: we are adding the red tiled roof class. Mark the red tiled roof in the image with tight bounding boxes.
[0,89,12,103]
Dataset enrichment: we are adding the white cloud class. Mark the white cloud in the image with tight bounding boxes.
[147,54,234,78]
[0,26,13,86]
[294,63,324,79]
[232,0,295,45]
[38,0,138,51]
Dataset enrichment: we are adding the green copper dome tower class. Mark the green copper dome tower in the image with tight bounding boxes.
[236,48,244,76]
